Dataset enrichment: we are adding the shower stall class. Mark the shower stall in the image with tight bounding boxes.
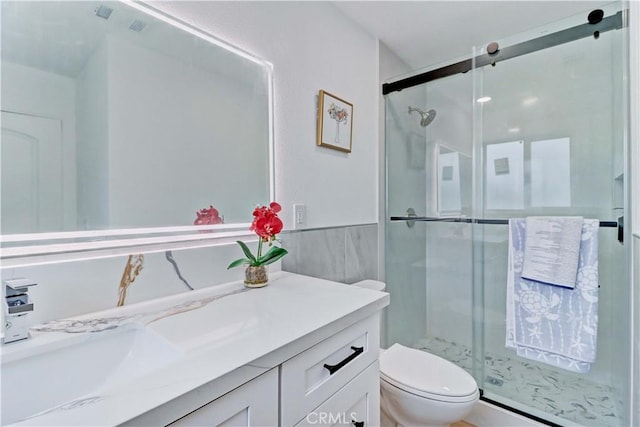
[384,3,631,426]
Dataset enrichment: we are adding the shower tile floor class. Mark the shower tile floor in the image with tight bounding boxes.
[415,336,620,427]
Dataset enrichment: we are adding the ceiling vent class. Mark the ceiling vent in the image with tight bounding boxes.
[94,5,113,20]
[128,19,147,33]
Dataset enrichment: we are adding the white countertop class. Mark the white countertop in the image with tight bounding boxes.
[2,272,389,426]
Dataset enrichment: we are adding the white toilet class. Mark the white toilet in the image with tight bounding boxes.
[353,280,479,427]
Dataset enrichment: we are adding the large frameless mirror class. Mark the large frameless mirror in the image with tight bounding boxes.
[1,1,273,257]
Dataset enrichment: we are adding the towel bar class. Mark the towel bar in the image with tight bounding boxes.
[389,216,623,243]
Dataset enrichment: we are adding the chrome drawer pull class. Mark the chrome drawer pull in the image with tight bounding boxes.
[323,346,364,375]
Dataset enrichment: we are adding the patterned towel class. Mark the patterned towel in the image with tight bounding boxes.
[506,218,599,373]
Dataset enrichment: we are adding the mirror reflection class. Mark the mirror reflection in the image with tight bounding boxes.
[437,144,471,216]
[1,1,271,235]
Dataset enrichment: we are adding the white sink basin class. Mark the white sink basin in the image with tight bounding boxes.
[1,323,182,425]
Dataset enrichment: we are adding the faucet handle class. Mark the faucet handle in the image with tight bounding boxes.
[3,278,37,343]
[4,278,38,297]
[4,278,37,315]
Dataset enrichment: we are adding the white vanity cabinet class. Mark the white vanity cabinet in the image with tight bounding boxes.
[294,362,380,427]
[281,314,380,426]
[162,314,381,427]
[167,368,278,427]
[17,274,389,427]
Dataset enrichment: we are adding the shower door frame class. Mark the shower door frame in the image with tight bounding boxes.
[382,10,623,95]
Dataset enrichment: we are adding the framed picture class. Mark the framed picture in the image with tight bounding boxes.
[317,90,353,153]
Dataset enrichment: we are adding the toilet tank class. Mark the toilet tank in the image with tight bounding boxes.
[353,280,387,346]
[352,280,386,292]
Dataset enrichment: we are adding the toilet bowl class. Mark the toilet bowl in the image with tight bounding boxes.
[380,343,479,427]
[353,280,479,427]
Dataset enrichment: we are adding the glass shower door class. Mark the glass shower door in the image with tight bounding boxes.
[385,69,478,374]
[385,3,631,426]
[472,5,629,425]
[384,4,629,427]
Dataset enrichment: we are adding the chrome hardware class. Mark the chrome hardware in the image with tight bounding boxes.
[3,278,37,343]
[405,208,417,228]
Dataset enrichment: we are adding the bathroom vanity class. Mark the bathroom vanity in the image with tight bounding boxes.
[1,272,389,426]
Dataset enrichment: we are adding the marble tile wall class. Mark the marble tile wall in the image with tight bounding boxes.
[2,225,377,325]
[634,235,640,426]
[1,243,253,325]
[280,224,379,284]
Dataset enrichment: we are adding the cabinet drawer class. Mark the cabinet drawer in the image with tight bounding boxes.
[281,314,380,426]
[167,368,278,427]
[295,361,380,427]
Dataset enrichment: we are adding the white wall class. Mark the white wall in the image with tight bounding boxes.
[629,1,640,425]
[633,2,640,239]
[152,1,379,230]
[1,62,77,230]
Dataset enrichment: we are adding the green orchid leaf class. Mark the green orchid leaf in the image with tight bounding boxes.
[257,247,288,266]
[256,246,286,262]
[261,252,288,266]
[227,258,250,269]
[236,240,257,263]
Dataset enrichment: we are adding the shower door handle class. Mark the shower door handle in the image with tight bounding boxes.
[405,207,417,228]
[323,346,364,375]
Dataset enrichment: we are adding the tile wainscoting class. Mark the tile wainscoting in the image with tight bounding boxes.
[634,234,640,426]
[281,224,379,284]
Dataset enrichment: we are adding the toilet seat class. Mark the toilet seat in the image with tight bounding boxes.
[380,343,478,403]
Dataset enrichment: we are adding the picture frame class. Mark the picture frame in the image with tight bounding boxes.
[316,90,353,153]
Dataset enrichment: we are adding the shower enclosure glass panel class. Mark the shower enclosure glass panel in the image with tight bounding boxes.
[473,8,628,426]
[385,70,475,362]
[384,3,629,427]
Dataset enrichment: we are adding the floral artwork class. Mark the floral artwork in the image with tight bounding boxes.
[327,103,349,144]
[194,205,224,225]
[227,202,288,269]
[317,90,353,153]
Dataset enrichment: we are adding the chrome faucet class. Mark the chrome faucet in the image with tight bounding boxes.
[3,278,37,344]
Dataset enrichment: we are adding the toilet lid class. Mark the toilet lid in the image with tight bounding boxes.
[380,344,478,402]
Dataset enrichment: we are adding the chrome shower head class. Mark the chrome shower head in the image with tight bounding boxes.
[408,106,436,127]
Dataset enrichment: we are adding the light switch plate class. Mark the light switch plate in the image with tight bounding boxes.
[293,204,306,229]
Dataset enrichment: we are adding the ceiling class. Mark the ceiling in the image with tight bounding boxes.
[3,1,615,82]
[1,1,143,77]
[1,1,255,82]
[333,1,614,73]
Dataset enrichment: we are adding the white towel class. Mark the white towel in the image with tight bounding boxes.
[506,218,599,373]
[521,216,583,289]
